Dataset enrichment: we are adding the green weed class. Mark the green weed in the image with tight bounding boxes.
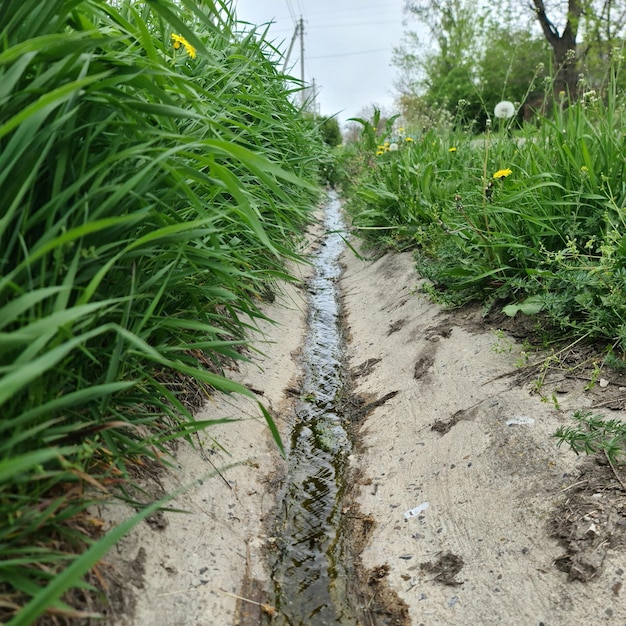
[0,0,325,620]
[554,410,626,466]
[341,55,626,354]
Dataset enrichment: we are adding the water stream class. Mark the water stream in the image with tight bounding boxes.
[271,191,357,625]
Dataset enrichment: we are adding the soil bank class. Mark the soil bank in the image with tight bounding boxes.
[101,235,626,625]
[340,247,626,625]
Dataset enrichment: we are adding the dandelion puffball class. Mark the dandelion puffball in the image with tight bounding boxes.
[494,101,515,119]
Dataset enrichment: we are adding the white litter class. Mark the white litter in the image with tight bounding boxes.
[404,501,429,521]
[506,416,535,426]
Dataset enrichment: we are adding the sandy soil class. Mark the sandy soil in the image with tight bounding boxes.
[100,233,626,625]
[340,247,626,626]
[98,261,313,625]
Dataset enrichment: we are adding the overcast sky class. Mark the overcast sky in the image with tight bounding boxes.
[233,0,406,126]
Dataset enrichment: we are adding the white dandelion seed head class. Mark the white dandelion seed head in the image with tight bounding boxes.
[494,100,516,119]
[389,142,399,151]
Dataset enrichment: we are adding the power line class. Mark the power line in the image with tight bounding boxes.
[284,0,296,24]
[294,0,304,19]
[293,3,395,18]
[268,18,400,35]
[309,18,400,29]
[309,47,391,60]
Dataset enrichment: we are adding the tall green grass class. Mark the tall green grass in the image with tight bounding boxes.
[0,0,325,621]
[341,60,626,353]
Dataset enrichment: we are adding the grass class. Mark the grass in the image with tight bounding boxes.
[339,57,626,466]
[339,58,626,354]
[0,0,328,621]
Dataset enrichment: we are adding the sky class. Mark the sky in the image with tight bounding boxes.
[232,0,406,126]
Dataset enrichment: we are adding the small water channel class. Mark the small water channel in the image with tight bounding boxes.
[271,191,358,625]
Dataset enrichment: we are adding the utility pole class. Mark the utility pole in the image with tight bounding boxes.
[282,16,307,110]
[299,16,305,107]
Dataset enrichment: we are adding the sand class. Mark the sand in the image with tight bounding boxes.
[340,248,625,625]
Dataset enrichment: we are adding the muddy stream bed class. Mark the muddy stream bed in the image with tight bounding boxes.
[269,190,358,624]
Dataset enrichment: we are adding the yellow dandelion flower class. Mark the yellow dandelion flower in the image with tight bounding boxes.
[171,34,196,59]
[405,137,414,142]
[449,147,457,152]
[376,150,385,156]
[493,168,512,179]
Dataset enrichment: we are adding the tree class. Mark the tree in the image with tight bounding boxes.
[477,27,551,118]
[530,1,626,98]
[317,115,343,147]
[393,0,489,127]
[532,0,582,98]
[394,0,550,130]
[394,0,626,128]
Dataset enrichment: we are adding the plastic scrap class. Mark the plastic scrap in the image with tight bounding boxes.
[404,501,429,521]
[506,416,535,426]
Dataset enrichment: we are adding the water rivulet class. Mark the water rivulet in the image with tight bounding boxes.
[271,192,358,625]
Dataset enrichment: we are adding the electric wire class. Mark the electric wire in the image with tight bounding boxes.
[309,47,391,60]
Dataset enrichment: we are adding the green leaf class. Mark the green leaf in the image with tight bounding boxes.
[502,296,544,317]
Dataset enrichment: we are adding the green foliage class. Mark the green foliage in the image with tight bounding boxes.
[554,410,626,466]
[395,1,588,132]
[0,0,324,620]
[318,115,343,147]
[476,28,551,120]
[343,52,626,353]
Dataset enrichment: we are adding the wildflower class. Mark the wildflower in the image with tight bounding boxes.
[493,168,512,179]
[449,147,457,152]
[398,127,405,133]
[376,150,385,156]
[405,137,414,142]
[389,142,399,151]
[580,166,589,177]
[494,100,515,119]
[171,33,196,59]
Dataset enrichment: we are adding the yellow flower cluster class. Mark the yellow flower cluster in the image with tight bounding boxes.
[171,33,196,59]
[449,147,457,153]
[493,168,512,179]
[375,133,414,155]
[376,142,390,156]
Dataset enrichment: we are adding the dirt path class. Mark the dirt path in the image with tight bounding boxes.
[102,235,626,625]
[340,248,626,625]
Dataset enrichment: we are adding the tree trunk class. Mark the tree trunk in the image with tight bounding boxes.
[532,0,582,99]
